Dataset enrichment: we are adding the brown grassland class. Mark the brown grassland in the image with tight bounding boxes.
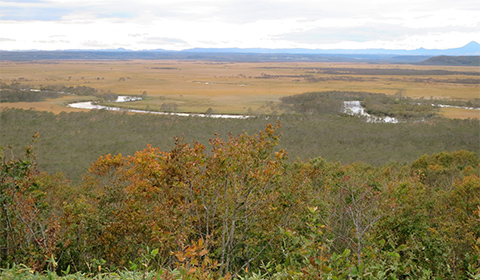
[1,59,479,118]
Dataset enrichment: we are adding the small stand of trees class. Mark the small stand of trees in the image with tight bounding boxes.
[0,83,118,103]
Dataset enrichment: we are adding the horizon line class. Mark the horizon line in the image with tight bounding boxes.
[1,41,478,53]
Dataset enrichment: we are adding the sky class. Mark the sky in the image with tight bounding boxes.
[1,0,479,51]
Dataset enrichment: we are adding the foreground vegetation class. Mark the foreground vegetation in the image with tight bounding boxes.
[1,123,479,279]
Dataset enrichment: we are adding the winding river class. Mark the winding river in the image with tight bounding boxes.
[67,96,479,122]
[67,96,252,119]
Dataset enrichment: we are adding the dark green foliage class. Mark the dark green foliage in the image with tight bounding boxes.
[38,84,119,101]
[280,91,359,114]
[280,90,443,119]
[362,94,440,119]
[0,83,61,102]
[1,108,479,182]
[0,83,119,103]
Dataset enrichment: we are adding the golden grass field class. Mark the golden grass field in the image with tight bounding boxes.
[1,60,479,118]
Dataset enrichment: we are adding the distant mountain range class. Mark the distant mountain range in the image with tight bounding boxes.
[179,41,480,56]
[1,41,479,63]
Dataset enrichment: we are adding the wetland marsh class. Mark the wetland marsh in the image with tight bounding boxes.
[1,60,478,119]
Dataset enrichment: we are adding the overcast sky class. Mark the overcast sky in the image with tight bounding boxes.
[1,0,479,51]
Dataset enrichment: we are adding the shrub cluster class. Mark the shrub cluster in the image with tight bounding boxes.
[1,125,479,279]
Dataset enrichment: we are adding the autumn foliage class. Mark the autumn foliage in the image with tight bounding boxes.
[1,124,479,279]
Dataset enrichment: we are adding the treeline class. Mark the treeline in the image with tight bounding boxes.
[258,66,480,76]
[0,82,61,102]
[412,77,480,85]
[1,125,479,279]
[0,83,118,102]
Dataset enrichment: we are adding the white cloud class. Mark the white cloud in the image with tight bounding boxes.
[0,0,479,50]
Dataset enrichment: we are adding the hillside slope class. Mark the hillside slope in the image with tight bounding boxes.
[418,55,480,66]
